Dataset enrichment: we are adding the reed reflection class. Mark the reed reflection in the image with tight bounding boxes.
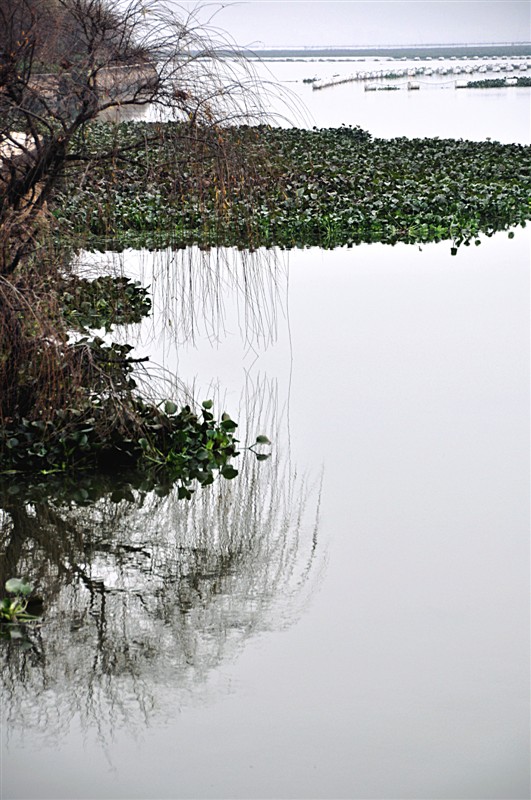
[74,244,287,352]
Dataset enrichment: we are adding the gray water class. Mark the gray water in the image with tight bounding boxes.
[1,61,529,800]
[259,57,531,141]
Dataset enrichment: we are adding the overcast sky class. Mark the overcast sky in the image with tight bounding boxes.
[180,1,531,49]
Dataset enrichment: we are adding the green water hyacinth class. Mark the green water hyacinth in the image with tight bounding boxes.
[53,122,531,251]
[1,579,37,624]
[0,397,241,498]
[62,275,151,333]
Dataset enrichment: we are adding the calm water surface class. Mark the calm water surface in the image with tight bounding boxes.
[259,57,531,142]
[1,60,529,799]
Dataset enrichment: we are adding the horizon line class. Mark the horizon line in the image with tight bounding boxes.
[239,41,531,50]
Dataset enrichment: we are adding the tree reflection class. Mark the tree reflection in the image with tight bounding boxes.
[0,377,323,747]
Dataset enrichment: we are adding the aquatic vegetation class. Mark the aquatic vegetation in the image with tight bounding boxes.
[61,275,151,332]
[5,120,529,475]
[1,0,283,486]
[53,122,531,251]
[459,77,531,89]
[0,395,241,497]
[0,579,38,625]
[0,262,245,487]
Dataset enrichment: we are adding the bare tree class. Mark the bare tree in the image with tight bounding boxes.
[0,0,288,432]
[0,0,279,275]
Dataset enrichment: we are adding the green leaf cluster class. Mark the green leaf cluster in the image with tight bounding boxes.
[52,121,531,251]
[1,579,37,625]
[62,275,151,333]
[460,77,531,89]
[0,396,240,498]
[135,401,240,499]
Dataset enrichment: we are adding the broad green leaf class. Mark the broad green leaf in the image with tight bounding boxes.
[221,419,238,431]
[221,465,238,480]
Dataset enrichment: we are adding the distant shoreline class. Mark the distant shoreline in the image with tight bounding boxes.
[234,43,531,59]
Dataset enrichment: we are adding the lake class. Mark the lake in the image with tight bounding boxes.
[1,58,529,800]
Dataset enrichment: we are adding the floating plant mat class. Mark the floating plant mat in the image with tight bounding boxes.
[54,122,531,251]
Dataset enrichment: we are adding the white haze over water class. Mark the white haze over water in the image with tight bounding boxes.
[178,0,531,49]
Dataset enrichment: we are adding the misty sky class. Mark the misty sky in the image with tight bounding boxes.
[182,1,531,49]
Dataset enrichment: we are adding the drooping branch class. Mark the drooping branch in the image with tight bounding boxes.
[0,0,293,275]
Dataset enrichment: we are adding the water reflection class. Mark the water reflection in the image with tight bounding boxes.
[74,245,287,352]
[0,376,323,749]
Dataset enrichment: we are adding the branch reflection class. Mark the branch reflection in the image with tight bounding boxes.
[0,376,323,747]
[74,245,287,352]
